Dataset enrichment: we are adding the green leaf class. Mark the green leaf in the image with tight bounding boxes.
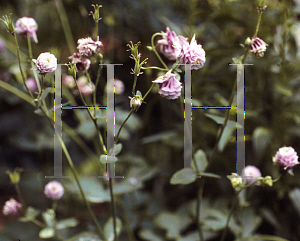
[37,87,52,107]
[56,217,79,230]
[136,90,142,97]
[240,208,262,237]
[65,232,102,241]
[19,206,40,222]
[251,235,290,241]
[66,177,110,203]
[100,154,118,164]
[218,126,235,151]
[192,149,208,172]
[138,229,163,241]
[39,227,55,239]
[170,168,196,185]
[108,143,122,156]
[205,113,242,128]
[199,172,221,179]
[253,127,272,160]
[42,209,55,227]
[104,217,122,241]
[154,212,182,239]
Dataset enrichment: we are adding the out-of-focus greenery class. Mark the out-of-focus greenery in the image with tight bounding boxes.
[1,0,300,240]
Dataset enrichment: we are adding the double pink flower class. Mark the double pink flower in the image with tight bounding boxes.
[15,17,38,43]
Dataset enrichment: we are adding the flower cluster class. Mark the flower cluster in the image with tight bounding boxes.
[2,198,22,215]
[152,70,182,99]
[152,28,206,100]
[158,28,206,69]
[15,17,38,43]
[44,181,64,200]
[69,37,103,72]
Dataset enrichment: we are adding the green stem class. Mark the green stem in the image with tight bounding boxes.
[109,178,117,241]
[95,21,99,41]
[115,109,134,144]
[220,190,241,241]
[54,0,76,54]
[27,32,41,93]
[132,75,138,96]
[13,33,34,99]
[151,33,168,69]
[14,183,26,211]
[118,200,135,241]
[254,0,267,37]
[143,83,155,100]
[93,60,103,118]
[196,179,204,241]
[141,66,168,71]
[56,133,107,241]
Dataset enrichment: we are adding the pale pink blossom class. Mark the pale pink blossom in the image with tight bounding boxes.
[77,37,103,58]
[2,198,22,215]
[69,52,91,71]
[241,165,262,184]
[177,34,206,70]
[152,70,182,99]
[15,17,38,43]
[158,27,188,60]
[44,181,64,200]
[273,147,299,171]
[33,52,57,75]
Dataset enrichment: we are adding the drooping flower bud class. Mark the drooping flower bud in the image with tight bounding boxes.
[77,37,103,58]
[249,37,267,58]
[130,96,143,111]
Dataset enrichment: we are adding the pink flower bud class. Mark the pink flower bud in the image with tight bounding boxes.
[2,198,22,215]
[68,53,91,71]
[249,37,267,58]
[241,165,262,184]
[152,70,182,99]
[15,17,38,43]
[62,75,76,88]
[44,181,64,200]
[177,34,206,70]
[107,78,125,95]
[32,52,57,75]
[75,76,94,96]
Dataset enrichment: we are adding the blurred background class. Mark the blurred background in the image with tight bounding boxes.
[1,0,300,240]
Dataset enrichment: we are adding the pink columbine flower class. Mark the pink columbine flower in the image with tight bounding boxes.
[25,77,38,92]
[249,37,267,58]
[3,198,22,215]
[177,34,206,70]
[77,37,103,58]
[241,165,262,184]
[107,78,125,95]
[76,76,94,96]
[273,146,299,172]
[15,17,38,43]
[152,70,182,100]
[158,27,188,60]
[44,181,64,200]
[33,52,57,75]
[69,52,91,71]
